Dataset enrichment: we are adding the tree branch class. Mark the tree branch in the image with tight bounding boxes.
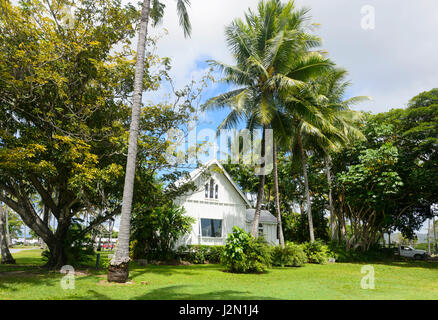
[29,174,60,219]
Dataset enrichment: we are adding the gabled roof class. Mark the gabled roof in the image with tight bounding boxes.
[246,209,277,224]
[175,159,252,207]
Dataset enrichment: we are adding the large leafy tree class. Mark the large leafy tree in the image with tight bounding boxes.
[109,0,192,283]
[372,88,438,239]
[331,87,438,249]
[204,0,331,243]
[0,0,142,269]
[0,0,193,269]
[335,141,403,250]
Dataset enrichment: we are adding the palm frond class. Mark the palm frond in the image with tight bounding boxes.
[176,0,191,38]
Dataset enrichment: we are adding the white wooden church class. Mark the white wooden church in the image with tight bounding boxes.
[174,159,279,247]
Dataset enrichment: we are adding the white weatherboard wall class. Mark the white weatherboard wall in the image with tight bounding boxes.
[175,162,279,247]
[246,222,277,245]
[175,165,248,246]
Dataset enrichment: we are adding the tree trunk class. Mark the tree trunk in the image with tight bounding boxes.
[108,0,151,283]
[44,218,71,270]
[325,155,336,241]
[251,125,267,237]
[297,133,315,243]
[0,204,15,264]
[46,239,67,269]
[5,206,11,246]
[272,142,285,247]
[433,217,437,254]
[428,218,431,256]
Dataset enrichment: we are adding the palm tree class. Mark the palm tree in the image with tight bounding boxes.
[108,0,191,283]
[285,69,367,242]
[204,0,330,241]
[311,69,367,241]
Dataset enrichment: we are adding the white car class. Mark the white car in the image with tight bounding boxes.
[395,245,428,260]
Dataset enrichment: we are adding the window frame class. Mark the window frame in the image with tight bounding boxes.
[205,179,218,200]
[258,223,264,237]
[200,218,223,238]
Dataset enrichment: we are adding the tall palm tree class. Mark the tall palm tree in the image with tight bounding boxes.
[311,69,367,241]
[204,0,331,241]
[285,69,367,242]
[108,0,191,283]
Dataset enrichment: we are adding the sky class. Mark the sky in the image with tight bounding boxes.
[146,0,438,118]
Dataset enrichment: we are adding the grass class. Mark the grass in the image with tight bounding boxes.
[10,245,40,249]
[1,249,438,300]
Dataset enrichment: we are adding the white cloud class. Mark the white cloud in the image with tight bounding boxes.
[148,0,438,113]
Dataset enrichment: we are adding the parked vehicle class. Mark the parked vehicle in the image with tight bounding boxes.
[394,245,428,260]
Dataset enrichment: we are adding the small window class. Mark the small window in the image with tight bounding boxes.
[201,219,222,237]
[258,223,264,237]
[209,179,214,198]
[206,179,217,199]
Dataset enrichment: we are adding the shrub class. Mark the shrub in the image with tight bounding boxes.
[303,240,334,264]
[272,242,307,267]
[208,245,225,264]
[130,203,194,261]
[329,242,395,262]
[221,227,271,273]
[176,245,225,264]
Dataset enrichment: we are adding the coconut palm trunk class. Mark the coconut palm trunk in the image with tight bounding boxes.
[325,155,336,241]
[108,0,151,283]
[273,142,285,247]
[0,204,15,264]
[251,126,267,237]
[297,132,315,242]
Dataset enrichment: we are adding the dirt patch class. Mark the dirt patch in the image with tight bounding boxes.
[148,260,192,266]
[97,279,135,286]
[74,270,91,276]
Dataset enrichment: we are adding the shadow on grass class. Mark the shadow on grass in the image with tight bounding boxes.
[343,259,438,270]
[0,270,61,293]
[129,263,222,277]
[80,285,280,300]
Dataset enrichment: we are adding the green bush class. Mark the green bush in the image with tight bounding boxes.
[329,242,395,262]
[272,242,307,267]
[176,245,225,264]
[208,245,225,264]
[303,240,333,264]
[130,203,194,261]
[221,227,271,273]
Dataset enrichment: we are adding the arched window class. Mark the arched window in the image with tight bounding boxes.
[215,184,218,199]
[205,183,209,198]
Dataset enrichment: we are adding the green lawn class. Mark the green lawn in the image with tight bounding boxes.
[1,249,438,300]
